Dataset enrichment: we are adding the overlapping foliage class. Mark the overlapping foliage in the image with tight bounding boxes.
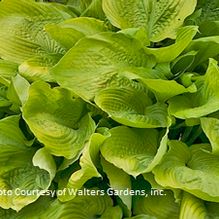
[0,0,219,218]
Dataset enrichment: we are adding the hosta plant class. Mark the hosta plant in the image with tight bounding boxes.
[0,0,219,218]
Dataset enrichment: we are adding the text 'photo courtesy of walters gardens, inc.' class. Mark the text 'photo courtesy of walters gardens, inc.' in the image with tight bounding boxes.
[0,0,219,218]
[0,188,166,198]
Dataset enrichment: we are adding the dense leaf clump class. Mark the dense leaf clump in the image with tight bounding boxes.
[0,0,219,218]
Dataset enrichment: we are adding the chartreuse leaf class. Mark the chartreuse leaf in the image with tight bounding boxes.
[201,117,219,155]
[22,81,96,159]
[46,17,107,50]
[0,0,71,63]
[0,115,56,211]
[140,78,196,102]
[52,32,155,101]
[0,60,17,87]
[119,28,150,47]
[58,133,107,202]
[103,0,197,42]
[95,78,170,128]
[0,197,57,219]
[100,126,169,177]
[18,54,62,82]
[101,157,132,216]
[32,148,56,182]
[0,0,72,81]
[133,190,180,219]
[2,193,115,219]
[153,140,219,202]
[169,59,219,119]
[0,115,31,147]
[185,36,219,68]
[4,197,53,219]
[41,194,114,219]
[7,75,30,113]
[143,172,182,203]
[144,26,198,63]
[179,192,219,219]
[179,192,208,219]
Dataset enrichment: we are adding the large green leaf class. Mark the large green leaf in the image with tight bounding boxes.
[118,28,150,47]
[46,17,107,50]
[185,36,219,68]
[144,26,198,63]
[179,192,208,219]
[52,32,155,101]
[58,133,106,202]
[140,78,196,102]
[22,81,96,159]
[143,172,182,203]
[133,190,180,219]
[2,193,114,218]
[0,115,56,211]
[153,140,219,202]
[103,0,197,42]
[169,59,219,119]
[95,79,169,128]
[179,192,219,219]
[46,193,114,219]
[0,0,72,81]
[38,194,113,219]
[100,126,169,177]
[0,0,71,63]
[18,54,62,82]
